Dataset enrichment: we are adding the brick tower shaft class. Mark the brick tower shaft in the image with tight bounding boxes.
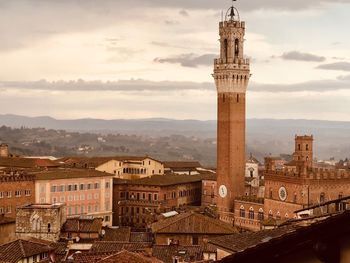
[213,6,250,222]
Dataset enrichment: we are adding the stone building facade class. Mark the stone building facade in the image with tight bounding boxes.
[16,203,66,242]
[213,5,251,223]
[0,172,35,218]
[34,169,113,226]
[113,174,214,228]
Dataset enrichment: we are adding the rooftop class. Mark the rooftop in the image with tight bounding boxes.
[151,211,235,235]
[0,239,53,263]
[114,173,216,187]
[152,245,203,263]
[34,168,113,180]
[62,217,102,233]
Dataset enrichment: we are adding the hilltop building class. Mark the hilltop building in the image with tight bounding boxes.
[213,3,251,223]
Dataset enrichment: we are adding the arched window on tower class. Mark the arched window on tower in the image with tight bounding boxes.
[234,39,239,58]
[239,205,245,218]
[248,207,254,220]
[223,39,228,62]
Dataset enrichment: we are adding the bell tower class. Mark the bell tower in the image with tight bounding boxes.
[213,2,250,222]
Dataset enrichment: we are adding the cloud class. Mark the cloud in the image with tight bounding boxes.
[316,62,350,71]
[280,51,326,62]
[2,77,350,94]
[154,53,217,68]
[0,79,214,92]
[179,9,189,17]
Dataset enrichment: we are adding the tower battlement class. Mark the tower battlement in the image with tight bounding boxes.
[219,21,246,29]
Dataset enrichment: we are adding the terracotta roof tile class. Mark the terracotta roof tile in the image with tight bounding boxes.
[209,225,300,253]
[35,168,113,180]
[113,173,215,187]
[90,241,152,254]
[101,227,131,242]
[0,239,53,263]
[130,232,153,243]
[97,250,163,263]
[0,157,58,169]
[62,218,102,233]
[151,212,236,235]
[152,245,203,263]
[163,161,202,169]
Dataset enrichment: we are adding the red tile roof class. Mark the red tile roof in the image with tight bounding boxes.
[90,241,152,254]
[0,239,53,263]
[152,245,203,263]
[34,168,113,180]
[97,250,163,263]
[62,218,103,233]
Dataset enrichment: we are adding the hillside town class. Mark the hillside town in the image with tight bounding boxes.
[1,2,350,263]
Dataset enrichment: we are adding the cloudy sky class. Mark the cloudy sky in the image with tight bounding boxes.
[0,0,350,121]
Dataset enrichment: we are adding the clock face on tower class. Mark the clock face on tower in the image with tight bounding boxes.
[219,185,228,198]
[279,186,287,201]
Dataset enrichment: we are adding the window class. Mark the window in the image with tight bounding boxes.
[105,216,110,222]
[74,184,78,191]
[234,38,239,57]
[105,182,110,188]
[59,185,65,192]
[47,223,51,233]
[0,192,3,198]
[223,39,228,61]
[154,194,158,201]
[293,193,297,203]
[6,191,12,198]
[276,212,281,220]
[25,190,31,196]
[192,236,199,245]
[269,189,273,199]
[60,196,65,202]
[320,193,325,203]
[298,144,301,151]
[268,210,273,219]
[0,207,3,214]
[306,144,309,151]
[80,194,85,201]
[6,206,11,214]
[81,206,85,213]
[239,206,245,218]
[68,207,72,215]
[87,183,92,190]
[148,194,152,201]
[258,209,264,221]
[95,183,99,189]
[52,197,57,203]
[68,195,73,201]
[87,194,92,200]
[51,185,57,192]
[80,184,84,190]
[236,94,239,103]
[248,208,254,220]
[15,190,21,197]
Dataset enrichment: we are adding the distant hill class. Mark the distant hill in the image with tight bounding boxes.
[0,114,349,163]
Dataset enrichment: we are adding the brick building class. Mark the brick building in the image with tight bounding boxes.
[113,174,214,227]
[16,203,66,242]
[234,135,350,231]
[0,171,35,218]
[34,169,113,225]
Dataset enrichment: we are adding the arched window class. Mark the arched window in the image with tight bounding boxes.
[239,205,245,218]
[258,208,264,221]
[223,39,228,62]
[276,212,281,220]
[285,213,289,219]
[31,214,41,232]
[236,94,239,103]
[298,144,301,151]
[320,193,325,203]
[234,39,239,57]
[48,223,51,233]
[249,207,254,220]
[294,193,297,203]
[268,210,273,219]
[306,144,309,151]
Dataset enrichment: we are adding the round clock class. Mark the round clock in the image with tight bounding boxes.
[219,185,228,198]
[279,186,287,201]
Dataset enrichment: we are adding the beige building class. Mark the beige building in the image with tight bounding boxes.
[60,156,164,179]
[34,169,113,226]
